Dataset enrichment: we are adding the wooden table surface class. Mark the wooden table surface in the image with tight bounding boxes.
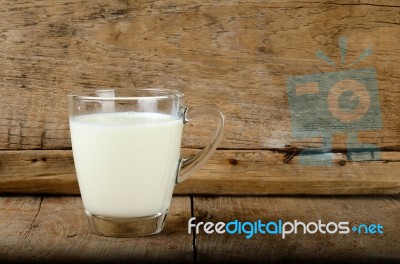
[0,195,399,263]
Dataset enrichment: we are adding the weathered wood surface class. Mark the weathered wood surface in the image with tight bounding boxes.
[0,0,399,150]
[0,195,399,262]
[0,149,399,195]
[0,196,193,263]
[194,196,400,263]
[0,150,78,194]
[1,1,400,195]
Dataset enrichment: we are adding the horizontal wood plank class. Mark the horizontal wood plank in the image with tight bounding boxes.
[0,1,399,150]
[0,150,78,194]
[1,195,399,262]
[193,195,400,263]
[0,196,193,263]
[0,149,399,195]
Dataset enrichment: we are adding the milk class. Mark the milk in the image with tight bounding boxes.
[69,112,183,218]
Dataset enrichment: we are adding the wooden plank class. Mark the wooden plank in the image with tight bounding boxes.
[0,196,42,257]
[0,149,399,195]
[176,149,400,195]
[0,150,78,194]
[193,196,400,263]
[0,196,193,263]
[1,195,400,262]
[0,1,399,150]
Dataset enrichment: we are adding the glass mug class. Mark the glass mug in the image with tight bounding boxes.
[68,88,224,237]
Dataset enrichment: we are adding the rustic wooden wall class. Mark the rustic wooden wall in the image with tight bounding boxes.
[0,0,399,194]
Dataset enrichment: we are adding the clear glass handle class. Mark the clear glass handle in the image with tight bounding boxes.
[176,106,225,183]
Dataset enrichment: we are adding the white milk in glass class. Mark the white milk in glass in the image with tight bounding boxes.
[70,112,183,218]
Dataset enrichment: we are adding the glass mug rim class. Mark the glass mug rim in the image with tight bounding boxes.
[68,88,184,101]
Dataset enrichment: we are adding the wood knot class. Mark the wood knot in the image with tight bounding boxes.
[228,158,239,165]
[339,160,346,166]
[197,210,211,221]
[283,148,300,164]
[258,47,267,53]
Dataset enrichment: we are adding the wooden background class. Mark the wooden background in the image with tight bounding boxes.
[0,0,399,194]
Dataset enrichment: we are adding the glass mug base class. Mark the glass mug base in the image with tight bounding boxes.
[85,210,168,237]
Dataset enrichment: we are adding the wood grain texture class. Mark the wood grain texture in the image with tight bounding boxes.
[0,196,193,263]
[0,196,42,257]
[0,0,399,150]
[0,150,78,194]
[2,195,399,262]
[193,195,400,263]
[176,149,400,195]
[0,149,399,195]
